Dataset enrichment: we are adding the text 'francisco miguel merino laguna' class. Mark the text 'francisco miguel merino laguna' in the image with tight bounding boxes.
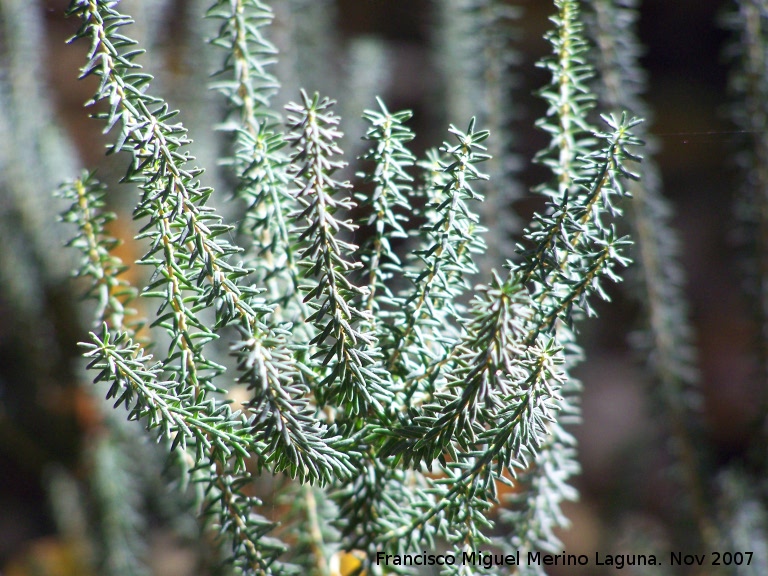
[376,550,660,569]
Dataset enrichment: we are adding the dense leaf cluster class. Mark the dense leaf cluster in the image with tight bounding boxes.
[59,0,641,574]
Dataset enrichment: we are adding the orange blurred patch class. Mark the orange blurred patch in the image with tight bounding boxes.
[4,537,92,576]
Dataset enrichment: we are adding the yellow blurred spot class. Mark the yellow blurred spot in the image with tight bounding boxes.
[329,549,367,576]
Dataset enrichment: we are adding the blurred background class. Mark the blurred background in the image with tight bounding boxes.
[0,0,761,574]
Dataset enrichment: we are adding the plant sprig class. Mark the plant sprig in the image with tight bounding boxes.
[61,1,644,573]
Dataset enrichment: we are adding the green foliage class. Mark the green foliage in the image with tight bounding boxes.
[22,0,768,575]
[53,0,647,574]
[0,0,763,573]
[0,0,752,573]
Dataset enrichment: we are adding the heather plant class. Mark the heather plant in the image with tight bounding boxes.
[55,0,642,573]
[2,0,768,575]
